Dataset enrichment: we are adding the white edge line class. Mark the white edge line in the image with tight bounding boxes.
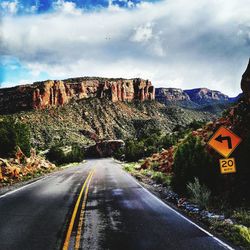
[120,166,235,250]
[0,176,48,199]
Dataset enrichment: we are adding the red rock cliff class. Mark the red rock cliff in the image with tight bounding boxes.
[0,77,155,113]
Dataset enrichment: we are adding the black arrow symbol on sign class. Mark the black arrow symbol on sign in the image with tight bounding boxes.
[215,135,232,149]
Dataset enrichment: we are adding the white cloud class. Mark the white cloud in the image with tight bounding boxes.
[1,0,18,15]
[131,22,153,42]
[1,0,250,96]
[53,0,82,15]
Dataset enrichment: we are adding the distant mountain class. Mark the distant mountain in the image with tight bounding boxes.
[155,87,240,114]
[155,88,198,108]
[184,88,229,105]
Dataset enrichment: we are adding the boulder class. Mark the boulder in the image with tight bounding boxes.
[85,140,125,158]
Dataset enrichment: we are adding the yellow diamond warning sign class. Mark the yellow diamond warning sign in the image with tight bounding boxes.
[219,158,236,174]
[208,126,242,158]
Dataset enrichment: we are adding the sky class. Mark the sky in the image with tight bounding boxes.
[0,0,250,96]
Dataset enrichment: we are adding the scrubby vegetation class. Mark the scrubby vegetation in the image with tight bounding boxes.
[210,222,250,249]
[123,162,172,187]
[0,118,31,158]
[46,145,84,165]
[172,135,217,195]
[187,178,211,209]
[123,109,250,249]
[117,121,205,162]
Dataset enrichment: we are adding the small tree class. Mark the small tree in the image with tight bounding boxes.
[171,134,217,195]
[46,146,65,165]
[0,118,31,158]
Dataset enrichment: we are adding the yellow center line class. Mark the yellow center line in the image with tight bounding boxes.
[75,170,95,250]
[62,169,94,250]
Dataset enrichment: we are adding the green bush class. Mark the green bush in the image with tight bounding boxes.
[46,145,84,165]
[152,172,172,186]
[119,133,178,162]
[0,118,31,158]
[187,177,211,209]
[67,145,85,163]
[211,222,250,248]
[46,146,65,165]
[232,225,250,247]
[232,210,250,227]
[171,135,217,195]
[123,163,137,173]
[150,161,160,171]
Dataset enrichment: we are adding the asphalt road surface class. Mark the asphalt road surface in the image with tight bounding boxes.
[0,159,234,250]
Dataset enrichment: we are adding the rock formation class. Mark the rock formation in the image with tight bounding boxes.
[155,88,192,107]
[156,88,191,102]
[184,88,229,105]
[0,77,155,113]
[85,140,125,158]
[241,58,250,103]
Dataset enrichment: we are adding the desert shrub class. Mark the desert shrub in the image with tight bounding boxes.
[124,140,145,162]
[120,132,177,162]
[0,118,31,158]
[188,120,206,130]
[232,225,250,247]
[160,134,178,149]
[66,145,85,163]
[212,222,250,248]
[152,172,172,186]
[171,135,217,195]
[46,145,84,165]
[187,177,211,209]
[46,146,65,165]
[232,210,250,227]
[123,163,137,173]
[150,161,160,171]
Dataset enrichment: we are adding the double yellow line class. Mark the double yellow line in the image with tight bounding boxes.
[63,169,95,250]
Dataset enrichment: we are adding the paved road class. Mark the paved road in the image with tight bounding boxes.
[0,159,234,250]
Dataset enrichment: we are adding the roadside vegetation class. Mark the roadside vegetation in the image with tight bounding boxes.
[121,117,250,249]
[46,144,85,166]
[0,118,56,186]
[115,120,205,162]
[0,118,31,158]
[0,118,85,187]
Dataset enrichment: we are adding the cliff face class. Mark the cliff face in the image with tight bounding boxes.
[241,58,250,103]
[0,77,155,113]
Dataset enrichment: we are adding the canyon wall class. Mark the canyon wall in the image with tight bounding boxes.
[0,77,155,113]
[241,59,250,103]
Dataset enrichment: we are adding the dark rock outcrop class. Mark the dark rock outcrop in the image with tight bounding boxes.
[85,140,125,158]
[0,77,155,113]
[241,58,250,103]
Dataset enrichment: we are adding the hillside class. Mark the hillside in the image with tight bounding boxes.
[1,98,216,150]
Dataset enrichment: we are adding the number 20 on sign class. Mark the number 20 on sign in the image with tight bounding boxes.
[219,158,236,174]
